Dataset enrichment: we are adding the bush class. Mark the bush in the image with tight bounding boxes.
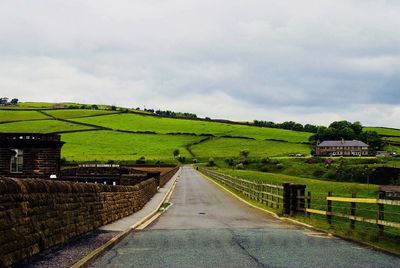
[236,163,244,170]
[192,159,198,163]
[225,158,235,166]
[259,166,269,172]
[136,156,146,164]
[239,158,249,165]
[207,158,216,167]
[173,149,180,157]
[260,157,270,164]
[177,156,186,163]
[275,163,284,169]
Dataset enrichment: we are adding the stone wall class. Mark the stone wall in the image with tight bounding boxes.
[0,177,158,267]
[159,167,179,187]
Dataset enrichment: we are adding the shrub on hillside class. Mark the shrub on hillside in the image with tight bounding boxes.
[136,156,146,164]
[260,157,271,164]
[207,158,216,167]
[177,156,186,164]
[225,158,235,166]
[236,163,244,170]
[275,163,284,169]
[259,166,269,172]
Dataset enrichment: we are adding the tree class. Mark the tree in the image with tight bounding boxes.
[10,98,18,105]
[173,149,180,157]
[110,105,117,111]
[360,131,382,151]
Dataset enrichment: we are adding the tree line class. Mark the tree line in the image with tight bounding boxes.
[253,120,318,133]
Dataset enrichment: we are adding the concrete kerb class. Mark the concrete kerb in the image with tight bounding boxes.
[71,167,182,268]
[195,167,400,258]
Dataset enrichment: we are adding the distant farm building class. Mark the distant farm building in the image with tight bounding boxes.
[316,140,369,156]
[0,97,8,106]
[0,133,64,178]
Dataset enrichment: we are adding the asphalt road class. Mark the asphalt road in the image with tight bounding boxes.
[92,166,400,268]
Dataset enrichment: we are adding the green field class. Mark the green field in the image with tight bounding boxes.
[211,167,378,198]
[61,131,202,162]
[72,113,311,142]
[191,137,310,159]
[0,110,50,122]
[0,120,94,133]
[44,109,119,119]
[365,127,400,137]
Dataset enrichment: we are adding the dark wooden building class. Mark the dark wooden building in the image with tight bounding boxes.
[0,133,64,179]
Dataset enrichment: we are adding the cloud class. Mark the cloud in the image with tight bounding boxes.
[0,0,400,128]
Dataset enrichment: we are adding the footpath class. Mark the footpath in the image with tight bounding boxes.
[15,169,181,268]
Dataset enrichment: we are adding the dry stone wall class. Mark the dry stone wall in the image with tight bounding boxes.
[159,167,179,187]
[0,177,158,267]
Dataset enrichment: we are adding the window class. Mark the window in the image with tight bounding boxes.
[10,149,23,173]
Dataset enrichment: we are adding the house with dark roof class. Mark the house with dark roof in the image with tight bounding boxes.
[316,140,369,156]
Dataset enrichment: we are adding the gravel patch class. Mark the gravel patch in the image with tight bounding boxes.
[14,230,120,268]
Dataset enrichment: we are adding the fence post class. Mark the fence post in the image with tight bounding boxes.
[350,192,356,229]
[378,192,385,237]
[283,183,292,216]
[307,191,311,218]
[327,192,332,225]
[270,183,274,208]
[291,184,306,215]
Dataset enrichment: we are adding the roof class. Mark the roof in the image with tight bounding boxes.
[317,140,369,147]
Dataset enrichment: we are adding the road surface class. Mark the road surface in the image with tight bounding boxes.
[91,166,399,267]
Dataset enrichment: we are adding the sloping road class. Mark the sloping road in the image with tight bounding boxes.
[92,166,399,267]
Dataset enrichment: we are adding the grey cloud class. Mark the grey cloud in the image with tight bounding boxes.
[0,0,400,127]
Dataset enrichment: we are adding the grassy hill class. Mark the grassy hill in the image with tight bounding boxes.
[365,127,400,152]
[0,103,313,163]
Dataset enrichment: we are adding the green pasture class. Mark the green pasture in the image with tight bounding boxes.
[45,109,119,119]
[191,138,310,159]
[211,167,378,198]
[365,127,400,137]
[0,110,50,122]
[73,113,311,142]
[61,131,202,162]
[0,120,94,133]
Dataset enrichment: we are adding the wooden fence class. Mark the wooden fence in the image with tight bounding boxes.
[198,167,400,236]
[301,192,400,235]
[199,168,284,209]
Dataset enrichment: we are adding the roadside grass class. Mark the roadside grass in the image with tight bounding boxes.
[44,109,119,119]
[199,167,400,255]
[72,113,312,142]
[210,167,379,197]
[0,110,50,122]
[61,131,203,162]
[0,120,95,133]
[191,137,311,159]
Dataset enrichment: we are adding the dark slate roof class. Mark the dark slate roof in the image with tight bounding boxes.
[317,140,369,147]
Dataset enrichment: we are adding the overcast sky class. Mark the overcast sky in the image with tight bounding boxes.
[1,1,400,127]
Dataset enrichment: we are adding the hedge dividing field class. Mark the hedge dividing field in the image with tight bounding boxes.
[72,113,312,142]
[191,137,310,159]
